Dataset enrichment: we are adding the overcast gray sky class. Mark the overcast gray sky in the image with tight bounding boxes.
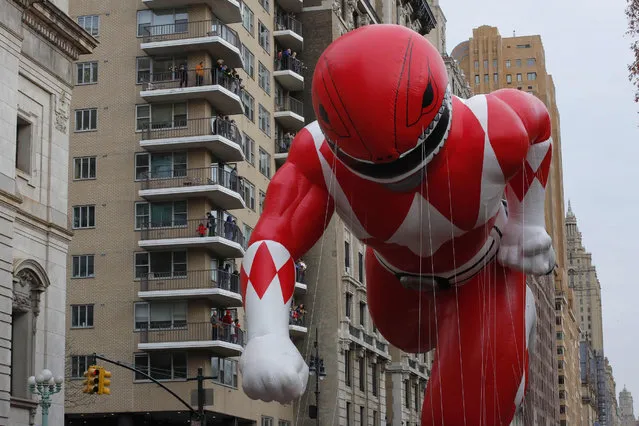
[444,0,639,412]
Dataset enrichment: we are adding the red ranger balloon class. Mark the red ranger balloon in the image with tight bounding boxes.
[239,24,555,425]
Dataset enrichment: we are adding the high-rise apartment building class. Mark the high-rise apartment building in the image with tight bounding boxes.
[620,386,636,426]
[452,25,581,426]
[64,0,308,422]
[580,341,599,425]
[0,0,96,425]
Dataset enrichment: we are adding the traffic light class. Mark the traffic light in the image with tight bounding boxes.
[98,367,111,395]
[83,366,99,394]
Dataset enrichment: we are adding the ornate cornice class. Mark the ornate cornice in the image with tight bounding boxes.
[16,0,98,60]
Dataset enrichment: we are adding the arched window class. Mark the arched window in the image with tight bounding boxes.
[11,259,49,399]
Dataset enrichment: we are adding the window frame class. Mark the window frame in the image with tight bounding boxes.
[71,304,95,328]
[72,254,95,278]
[243,132,255,164]
[134,250,187,279]
[133,352,188,381]
[72,205,96,229]
[133,301,188,331]
[211,356,239,388]
[241,44,255,79]
[70,355,93,379]
[76,61,98,85]
[258,21,270,53]
[73,156,97,180]
[258,147,271,177]
[258,62,271,95]
[135,102,188,131]
[258,104,271,137]
[74,108,98,132]
[77,15,100,36]
[241,3,255,35]
[241,90,255,122]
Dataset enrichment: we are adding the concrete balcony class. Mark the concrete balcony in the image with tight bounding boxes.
[274,136,293,167]
[143,0,242,24]
[273,15,303,52]
[342,322,391,359]
[140,20,243,68]
[289,315,307,338]
[137,269,242,308]
[275,0,302,13]
[273,56,304,92]
[140,69,243,116]
[139,218,245,259]
[274,96,304,131]
[139,117,245,163]
[138,322,244,357]
[138,167,245,211]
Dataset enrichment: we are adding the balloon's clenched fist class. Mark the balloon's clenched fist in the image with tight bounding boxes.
[239,334,309,404]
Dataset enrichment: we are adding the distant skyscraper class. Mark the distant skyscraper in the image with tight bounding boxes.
[620,386,636,426]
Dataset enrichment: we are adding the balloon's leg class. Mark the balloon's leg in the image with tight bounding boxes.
[420,263,531,426]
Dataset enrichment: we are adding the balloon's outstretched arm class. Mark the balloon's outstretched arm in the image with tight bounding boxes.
[240,130,334,340]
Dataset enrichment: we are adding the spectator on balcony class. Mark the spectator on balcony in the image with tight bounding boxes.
[229,164,238,190]
[210,310,221,339]
[222,263,231,289]
[197,222,207,237]
[231,319,241,344]
[232,219,239,241]
[231,268,240,291]
[178,63,188,87]
[224,215,234,240]
[206,212,216,236]
[295,259,307,282]
[195,61,204,86]
[283,132,295,151]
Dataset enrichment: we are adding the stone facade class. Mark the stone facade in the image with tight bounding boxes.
[0,0,95,425]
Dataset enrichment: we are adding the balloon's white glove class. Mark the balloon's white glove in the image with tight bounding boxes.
[240,334,308,404]
[497,225,555,275]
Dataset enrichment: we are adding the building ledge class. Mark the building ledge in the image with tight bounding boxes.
[19,0,98,59]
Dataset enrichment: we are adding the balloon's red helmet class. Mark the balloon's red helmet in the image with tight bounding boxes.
[312,24,451,183]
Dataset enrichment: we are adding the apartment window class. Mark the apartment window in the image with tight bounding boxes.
[70,355,93,378]
[516,73,523,82]
[211,357,238,387]
[259,190,266,213]
[344,350,351,386]
[71,304,94,328]
[72,255,95,278]
[73,157,96,180]
[371,364,378,396]
[358,251,364,282]
[527,72,537,81]
[506,74,512,83]
[483,59,488,69]
[134,352,187,380]
[15,117,32,174]
[241,3,254,35]
[259,147,271,177]
[261,417,274,426]
[493,73,498,83]
[484,74,489,83]
[74,108,97,131]
[527,57,536,66]
[73,205,95,229]
[505,59,511,68]
[414,383,419,409]
[492,59,497,68]
[76,61,98,85]
[243,180,256,210]
[258,62,271,94]
[243,132,255,164]
[258,21,270,52]
[136,9,188,37]
[259,0,269,13]
[134,251,187,279]
[517,44,531,48]
[241,44,255,79]
[135,56,187,84]
[135,201,187,229]
[359,302,366,326]
[345,293,352,318]
[474,75,479,85]
[404,379,410,407]
[77,15,99,36]
[473,60,479,70]
[358,356,365,390]
[360,406,366,425]
[258,104,271,136]
[241,90,255,121]
[244,224,253,242]
[516,59,522,67]
[346,402,351,426]
[136,103,187,131]
[134,301,187,330]
[344,240,351,269]
[135,152,187,180]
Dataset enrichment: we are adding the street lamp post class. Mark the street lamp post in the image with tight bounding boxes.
[27,369,64,426]
[308,328,326,426]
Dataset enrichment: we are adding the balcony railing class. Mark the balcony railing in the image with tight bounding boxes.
[142,19,241,49]
[139,268,240,293]
[349,324,361,339]
[141,68,242,96]
[139,217,245,247]
[140,167,241,192]
[290,315,306,327]
[363,333,374,345]
[408,359,417,369]
[139,322,245,346]
[409,0,436,33]
[140,117,242,146]
[275,55,304,74]
[274,15,302,36]
[375,340,386,352]
[276,96,303,116]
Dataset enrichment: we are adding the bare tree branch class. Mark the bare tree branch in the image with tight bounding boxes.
[626,0,639,101]
[64,336,96,408]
